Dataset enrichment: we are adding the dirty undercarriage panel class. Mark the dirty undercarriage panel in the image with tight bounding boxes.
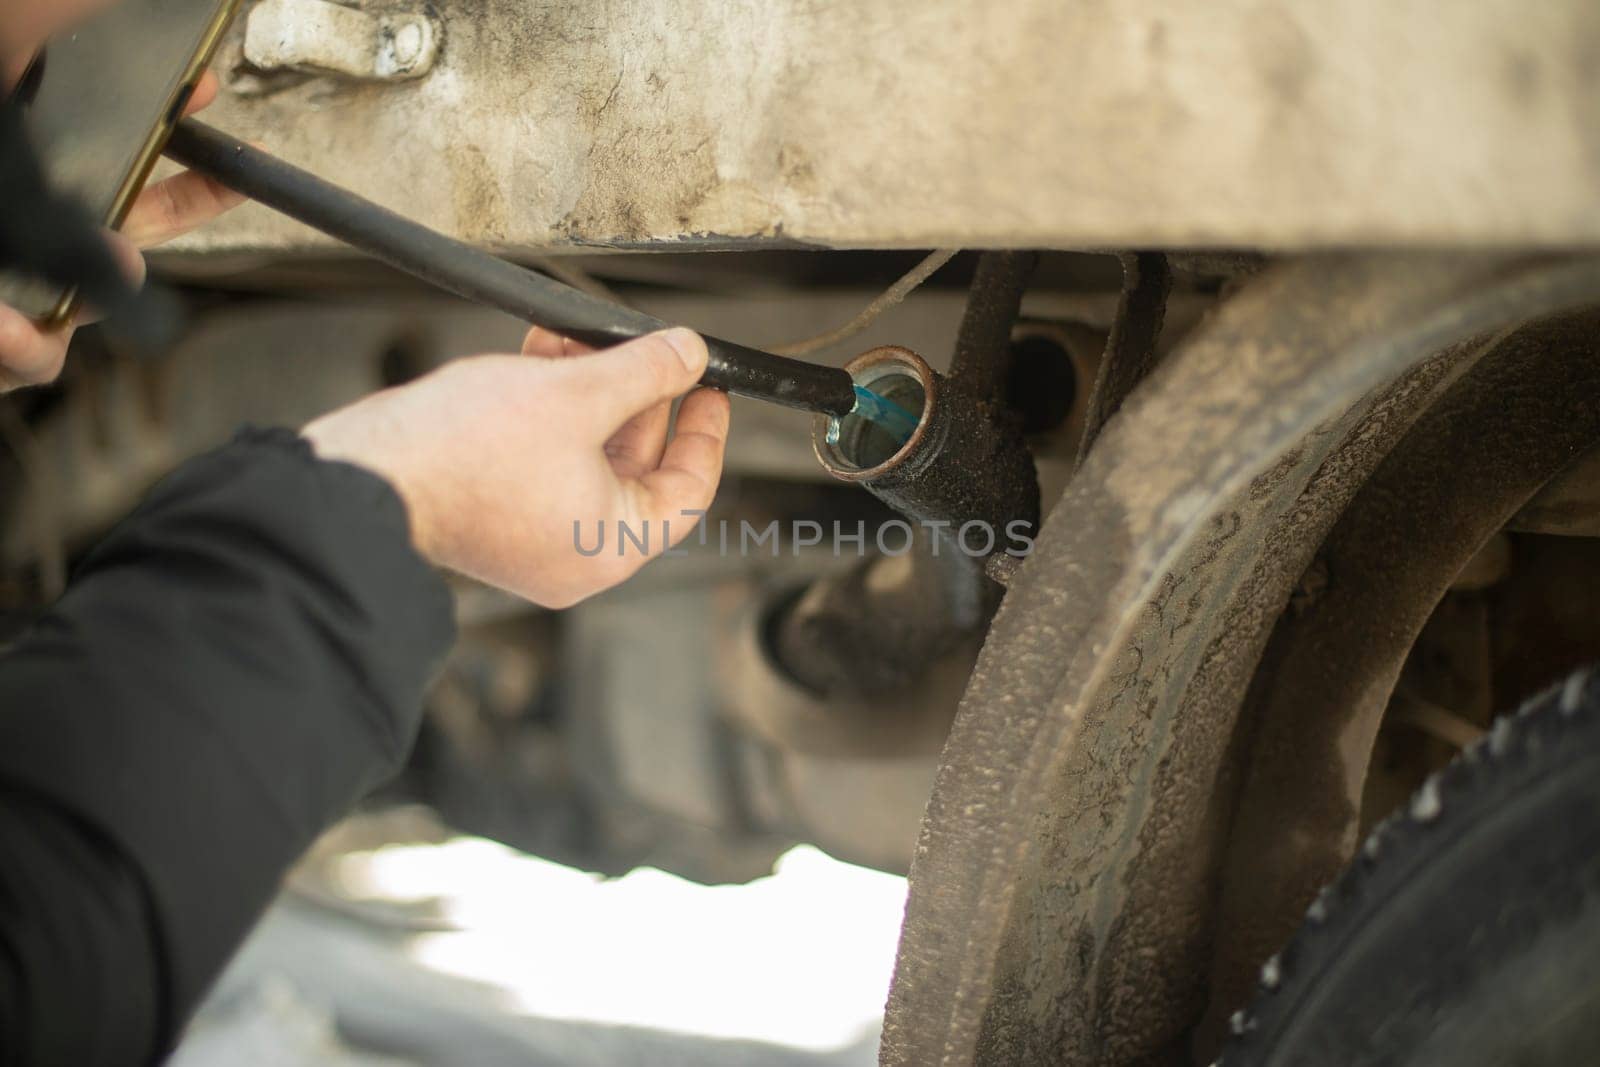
[168,0,1600,256]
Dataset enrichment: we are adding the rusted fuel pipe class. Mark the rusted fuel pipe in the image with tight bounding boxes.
[722,258,1043,753]
[729,343,1040,752]
[812,345,1040,554]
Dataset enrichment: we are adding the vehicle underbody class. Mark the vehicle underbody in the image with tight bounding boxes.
[9,2,1600,1064]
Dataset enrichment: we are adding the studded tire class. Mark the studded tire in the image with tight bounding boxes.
[1219,666,1600,1067]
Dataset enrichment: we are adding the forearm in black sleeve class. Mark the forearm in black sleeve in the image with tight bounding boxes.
[0,427,456,1065]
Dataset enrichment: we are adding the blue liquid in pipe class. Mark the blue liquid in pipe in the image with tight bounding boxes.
[825,385,922,447]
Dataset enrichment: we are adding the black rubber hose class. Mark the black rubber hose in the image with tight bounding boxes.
[164,119,858,416]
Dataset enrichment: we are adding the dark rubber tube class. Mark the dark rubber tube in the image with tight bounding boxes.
[164,120,858,416]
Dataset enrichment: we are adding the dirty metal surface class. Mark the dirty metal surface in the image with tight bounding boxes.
[879,254,1600,1066]
[1201,309,1600,1043]
[1511,443,1600,536]
[1077,252,1171,457]
[948,252,1037,403]
[166,1,1600,256]
[812,347,1040,552]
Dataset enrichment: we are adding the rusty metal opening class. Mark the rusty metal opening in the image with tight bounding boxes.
[819,362,928,473]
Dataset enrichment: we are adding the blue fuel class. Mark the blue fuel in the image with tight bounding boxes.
[825,385,922,448]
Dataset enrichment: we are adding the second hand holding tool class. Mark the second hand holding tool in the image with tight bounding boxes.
[164,119,878,421]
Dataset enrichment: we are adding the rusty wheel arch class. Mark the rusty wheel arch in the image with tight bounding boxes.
[879,253,1600,1067]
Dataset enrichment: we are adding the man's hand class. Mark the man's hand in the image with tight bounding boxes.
[0,71,244,390]
[303,327,732,608]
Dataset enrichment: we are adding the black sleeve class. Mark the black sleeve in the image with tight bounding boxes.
[0,427,456,1066]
